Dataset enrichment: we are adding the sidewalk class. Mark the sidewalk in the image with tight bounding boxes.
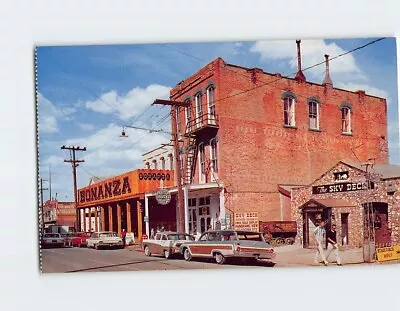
[274,244,400,266]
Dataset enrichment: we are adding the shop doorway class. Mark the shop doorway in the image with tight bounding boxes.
[363,202,390,248]
[199,215,212,232]
[341,213,349,246]
[302,207,330,249]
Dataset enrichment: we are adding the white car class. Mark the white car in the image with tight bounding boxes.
[87,231,123,250]
[142,232,195,259]
[41,233,65,248]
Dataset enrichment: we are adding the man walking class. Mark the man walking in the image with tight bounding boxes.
[121,229,127,248]
[314,220,328,266]
[326,224,342,265]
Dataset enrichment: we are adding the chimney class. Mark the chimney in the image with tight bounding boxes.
[294,40,306,82]
[322,54,333,87]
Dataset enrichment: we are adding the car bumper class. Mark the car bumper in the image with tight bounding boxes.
[233,251,276,260]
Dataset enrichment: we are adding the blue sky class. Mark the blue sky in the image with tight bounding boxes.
[37,37,399,202]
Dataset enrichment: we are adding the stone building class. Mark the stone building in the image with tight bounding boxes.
[169,40,388,226]
[291,161,400,249]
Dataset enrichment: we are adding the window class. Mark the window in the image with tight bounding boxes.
[199,143,206,180]
[283,97,296,127]
[195,92,202,128]
[210,138,218,173]
[160,157,165,170]
[207,86,216,121]
[176,107,182,138]
[145,162,150,169]
[185,99,192,130]
[152,159,157,169]
[309,101,319,130]
[341,107,351,134]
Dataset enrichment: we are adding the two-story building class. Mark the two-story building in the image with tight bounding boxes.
[166,40,388,234]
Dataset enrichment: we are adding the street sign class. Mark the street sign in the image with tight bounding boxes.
[155,189,171,205]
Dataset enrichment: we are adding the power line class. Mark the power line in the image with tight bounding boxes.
[162,38,387,105]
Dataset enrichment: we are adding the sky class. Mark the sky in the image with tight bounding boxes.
[37,37,399,202]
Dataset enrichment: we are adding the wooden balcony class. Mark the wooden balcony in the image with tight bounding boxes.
[184,113,219,137]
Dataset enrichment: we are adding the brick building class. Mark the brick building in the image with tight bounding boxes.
[43,199,76,229]
[291,161,400,249]
[169,40,388,229]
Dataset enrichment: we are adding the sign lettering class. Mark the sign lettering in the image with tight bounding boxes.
[376,245,400,262]
[312,182,374,195]
[80,176,132,204]
[234,212,259,232]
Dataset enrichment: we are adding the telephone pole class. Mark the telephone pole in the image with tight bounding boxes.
[152,99,190,233]
[39,178,48,234]
[61,145,86,232]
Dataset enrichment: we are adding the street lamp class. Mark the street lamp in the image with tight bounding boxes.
[120,125,172,138]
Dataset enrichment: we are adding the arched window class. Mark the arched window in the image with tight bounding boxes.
[195,91,203,128]
[210,138,218,173]
[207,86,216,122]
[282,91,296,127]
[152,159,157,169]
[185,98,192,132]
[341,107,351,134]
[340,103,352,134]
[308,97,321,130]
[199,143,206,183]
[145,162,150,169]
[160,157,165,170]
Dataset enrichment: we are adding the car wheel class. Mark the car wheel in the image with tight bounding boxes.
[144,246,151,257]
[164,250,170,259]
[183,248,192,261]
[95,244,99,250]
[215,253,226,265]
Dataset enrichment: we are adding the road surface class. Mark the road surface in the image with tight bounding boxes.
[41,247,275,273]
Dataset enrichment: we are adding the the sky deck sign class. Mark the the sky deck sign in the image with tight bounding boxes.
[312,182,374,195]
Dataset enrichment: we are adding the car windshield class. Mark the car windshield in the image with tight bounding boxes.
[44,234,59,238]
[167,234,194,241]
[236,232,263,241]
[99,233,116,237]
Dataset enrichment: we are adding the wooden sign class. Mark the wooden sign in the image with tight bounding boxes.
[234,212,259,232]
[78,169,174,208]
[312,182,374,195]
[376,245,400,262]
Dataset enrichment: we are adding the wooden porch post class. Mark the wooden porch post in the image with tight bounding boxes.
[126,202,132,233]
[108,205,113,232]
[88,207,92,232]
[137,200,143,241]
[94,207,98,232]
[117,203,122,235]
[82,208,86,232]
[100,206,105,232]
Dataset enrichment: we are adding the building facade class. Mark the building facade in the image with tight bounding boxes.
[43,199,76,229]
[291,161,400,249]
[169,42,388,228]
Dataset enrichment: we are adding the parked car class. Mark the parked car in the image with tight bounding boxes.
[70,232,91,247]
[142,232,195,259]
[86,232,123,250]
[179,230,276,265]
[61,233,76,247]
[41,233,65,248]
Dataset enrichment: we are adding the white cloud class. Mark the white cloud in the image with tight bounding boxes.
[335,82,389,99]
[79,123,95,131]
[250,39,363,78]
[84,84,171,120]
[38,93,76,133]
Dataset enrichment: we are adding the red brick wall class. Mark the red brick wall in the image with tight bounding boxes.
[171,58,388,222]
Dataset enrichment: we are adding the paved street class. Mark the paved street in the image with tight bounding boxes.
[41,247,275,273]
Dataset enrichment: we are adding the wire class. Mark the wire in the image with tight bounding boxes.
[162,38,387,106]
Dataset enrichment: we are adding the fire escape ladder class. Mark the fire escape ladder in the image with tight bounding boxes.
[185,135,198,185]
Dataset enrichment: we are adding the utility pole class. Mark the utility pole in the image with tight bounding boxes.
[39,178,48,234]
[61,145,87,232]
[152,99,190,233]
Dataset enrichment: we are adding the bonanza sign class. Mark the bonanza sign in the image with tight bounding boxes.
[77,169,174,208]
[312,182,374,195]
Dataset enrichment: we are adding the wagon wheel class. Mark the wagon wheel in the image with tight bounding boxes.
[276,237,285,245]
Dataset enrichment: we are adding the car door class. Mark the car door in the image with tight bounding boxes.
[190,232,209,256]
[149,233,162,255]
[159,233,172,254]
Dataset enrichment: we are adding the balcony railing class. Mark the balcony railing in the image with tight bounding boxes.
[185,113,219,136]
